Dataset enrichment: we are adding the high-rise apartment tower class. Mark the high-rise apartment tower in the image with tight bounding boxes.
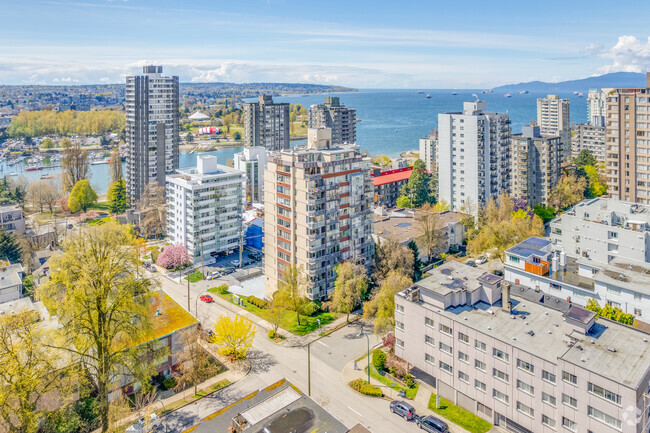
[537,94,570,162]
[243,95,290,150]
[308,97,356,145]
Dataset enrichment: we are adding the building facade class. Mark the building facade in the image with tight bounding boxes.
[571,123,606,162]
[395,261,650,433]
[309,97,356,145]
[234,147,268,204]
[371,166,413,207]
[511,125,561,206]
[243,95,290,150]
[125,66,180,203]
[263,128,374,300]
[0,204,25,234]
[605,74,650,203]
[537,94,571,163]
[166,155,245,263]
[438,101,511,214]
[419,129,437,173]
[587,88,610,127]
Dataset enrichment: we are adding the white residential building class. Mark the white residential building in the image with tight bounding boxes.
[537,95,570,162]
[571,123,606,162]
[0,264,25,304]
[166,155,245,262]
[419,129,437,173]
[438,101,511,214]
[234,147,268,204]
[587,88,611,127]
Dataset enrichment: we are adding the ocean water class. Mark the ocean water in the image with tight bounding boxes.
[6,89,589,195]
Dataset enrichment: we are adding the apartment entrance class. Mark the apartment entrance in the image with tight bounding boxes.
[495,414,532,433]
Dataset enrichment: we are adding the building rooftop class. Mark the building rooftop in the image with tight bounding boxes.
[414,261,486,297]
[187,379,348,433]
[559,197,650,230]
[0,263,23,289]
[373,210,464,244]
[399,267,650,389]
[188,111,210,121]
[583,257,650,296]
[135,290,199,345]
[0,204,21,213]
[371,167,413,186]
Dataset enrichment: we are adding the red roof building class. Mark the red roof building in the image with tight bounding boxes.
[371,166,413,207]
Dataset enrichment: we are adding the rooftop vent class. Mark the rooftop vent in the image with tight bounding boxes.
[591,340,595,344]
[527,330,535,336]
[155,308,161,316]
[548,330,552,334]
[607,347,617,353]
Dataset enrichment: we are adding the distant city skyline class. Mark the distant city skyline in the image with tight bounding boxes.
[2,0,650,88]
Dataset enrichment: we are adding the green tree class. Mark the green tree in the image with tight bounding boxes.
[274,265,308,326]
[373,239,414,283]
[549,175,587,210]
[0,227,21,263]
[532,204,557,222]
[363,271,413,335]
[39,222,156,432]
[41,138,54,149]
[585,298,634,325]
[400,159,433,207]
[108,146,122,185]
[107,178,127,214]
[584,165,608,197]
[331,262,369,321]
[574,149,598,168]
[407,240,422,281]
[68,180,98,213]
[185,132,194,143]
[233,131,241,141]
[396,195,411,208]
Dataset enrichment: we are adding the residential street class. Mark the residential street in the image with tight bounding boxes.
[154,272,433,433]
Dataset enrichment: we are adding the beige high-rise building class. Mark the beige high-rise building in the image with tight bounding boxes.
[308,97,356,145]
[263,128,374,300]
[537,94,570,163]
[605,73,650,203]
[511,125,561,206]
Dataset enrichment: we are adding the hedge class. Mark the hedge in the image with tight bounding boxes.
[247,295,268,309]
[349,379,383,397]
[372,349,386,371]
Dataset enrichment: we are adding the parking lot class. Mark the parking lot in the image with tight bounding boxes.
[201,248,263,277]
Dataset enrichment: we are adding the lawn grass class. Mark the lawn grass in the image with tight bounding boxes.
[88,201,111,212]
[428,393,492,433]
[87,216,112,225]
[184,271,204,283]
[217,292,337,335]
[365,366,419,399]
[192,379,230,398]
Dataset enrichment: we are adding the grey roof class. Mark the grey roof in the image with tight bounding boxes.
[188,379,348,433]
[579,257,650,296]
[0,264,23,289]
[415,261,486,296]
[507,237,550,258]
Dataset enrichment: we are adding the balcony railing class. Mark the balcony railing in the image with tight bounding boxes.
[525,260,549,276]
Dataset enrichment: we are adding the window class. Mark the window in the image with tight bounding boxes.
[509,255,520,263]
[475,339,486,352]
[542,370,556,384]
[516,359,534,374]
[588,382,622,405]
[395,303,404,313]
[493,348,509,362]
[439,361,453,374]
[458,371,469,383]
[493,389,509,404]
[475,379,486,392]
[395,320,404,331]
[588,406,622,430]
[562,417,577,432]
[635,308,642,317]
[425,317,434,328]
[439,323,452,336]
[562,371,577,385]
[542,415,556,429]
[396,338,404,348]
[475,359,486,372]
[439,342,453,355]
[542,392,556,407]
[458,332,469,343]
[493,368,509,383]
[517,379,534,395]
[425,335,435,346]
[458,351,469,363]
[562,394,577,409]
[425,353,435,365]
[516,401,534,418]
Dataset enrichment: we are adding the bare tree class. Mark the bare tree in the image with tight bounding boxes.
[137,184,167,237]
[174,327,221,396]
[61,140,90,191]
[108,146,123,184]
[27,180,60,214]
[416,204,446,262]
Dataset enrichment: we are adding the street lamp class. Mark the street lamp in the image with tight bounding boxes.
[357,331,370,384]
[157,398,168,433]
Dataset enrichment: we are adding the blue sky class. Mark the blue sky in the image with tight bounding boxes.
[1,0,649,88]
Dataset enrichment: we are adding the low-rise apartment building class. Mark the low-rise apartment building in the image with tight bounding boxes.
[571,123,606,162]
[166,155,245,263]
[0,204,25,234]
[395,260,650,433]
[263,128,374,300]
[371,166,413,207]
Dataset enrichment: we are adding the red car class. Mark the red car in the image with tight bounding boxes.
[200,294,213,303]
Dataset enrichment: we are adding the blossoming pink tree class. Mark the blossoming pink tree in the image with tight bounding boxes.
[156,244,192,270]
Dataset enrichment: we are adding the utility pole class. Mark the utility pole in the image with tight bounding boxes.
[187,274,190,312]
[239,209,243,268]
[200,237,205,277]
[307,342,311,396]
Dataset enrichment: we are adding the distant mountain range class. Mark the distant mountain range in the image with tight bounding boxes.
[493,72,648,92]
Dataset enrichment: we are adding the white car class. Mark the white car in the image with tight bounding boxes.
[125,414,162,433]
[476,256,488,265]
[230,259,240,267]
[206,272,221,280]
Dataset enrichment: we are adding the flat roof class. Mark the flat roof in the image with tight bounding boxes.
[134,290,199,345]
[0,263,23,289]
[586,257,650,296]
[414,261,486,297]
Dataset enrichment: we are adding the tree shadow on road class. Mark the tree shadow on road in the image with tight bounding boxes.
[341,320,373,340]
[247,349,277,374]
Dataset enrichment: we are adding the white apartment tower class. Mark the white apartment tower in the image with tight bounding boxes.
[438,101,511,214]
[166,156,245,262]
[234,147,268,204]
[587,88,611,127]
[537,94,571,162]
[419,129,437,173]
[263,128,374,300]
[308,97,356,145]
[125,66,179,203]
[243,95,290,150]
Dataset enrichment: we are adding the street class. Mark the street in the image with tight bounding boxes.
[154,271,431,433]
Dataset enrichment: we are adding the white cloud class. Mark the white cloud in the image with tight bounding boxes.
[589,35,650,73]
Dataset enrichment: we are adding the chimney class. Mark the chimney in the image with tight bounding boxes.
[501,282,511,313]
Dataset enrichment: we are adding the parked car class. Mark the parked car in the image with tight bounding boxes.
[492,269,504,277]
[125,414,161,433]
[416,415,449,433]
[390,400,416,421]
[221,267,235,275]
[476,255,488,265]
[466,260,476,267]
[199,294,213,303]
[230,259,241,267]
[206,272,221,280]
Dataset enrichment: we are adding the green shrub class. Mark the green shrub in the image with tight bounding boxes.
[349,378,364,392]
[268,329,275,339]
[151,247,160,263]
[163,378,176,390]
[247,295,268,309]
[404,373,415,388]
[212,284,229,294]
[303,301,320,316]
[349,379,382,397]
[372,349,386,371]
